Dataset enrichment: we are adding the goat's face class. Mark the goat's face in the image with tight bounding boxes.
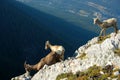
[45,40,49,50]
[93,18,99,24]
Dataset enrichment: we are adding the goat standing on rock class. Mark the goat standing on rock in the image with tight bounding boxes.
[45,40,65,61]
[93,17,118,36]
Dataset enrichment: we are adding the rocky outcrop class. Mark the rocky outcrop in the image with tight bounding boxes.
[12,30,120,80]
[31,30,120,80]
[76,31,120,67]
[11,71,31,80]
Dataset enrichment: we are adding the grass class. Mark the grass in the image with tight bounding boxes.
[56,72,77,80]
[56,65,120,80]
[97,35,111,44]
[114,49,120,56]
[77,53,86,60]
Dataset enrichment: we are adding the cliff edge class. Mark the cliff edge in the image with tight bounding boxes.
[12,30,120,80]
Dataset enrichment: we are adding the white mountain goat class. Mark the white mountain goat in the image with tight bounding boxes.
[93,17,118,36]
[45,40,65,61]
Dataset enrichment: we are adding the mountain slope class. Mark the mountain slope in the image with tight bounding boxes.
[30,31,120,80]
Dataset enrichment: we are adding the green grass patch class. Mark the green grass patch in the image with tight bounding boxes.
[77,53,86,60]
[56,72,77,80]
[56,65,120,80]
[97,35,111,44]
[114,49,120,56]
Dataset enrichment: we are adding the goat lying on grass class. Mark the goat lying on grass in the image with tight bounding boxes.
[45,40,65,61]
[93,17,118,36]
[24,51,62,71]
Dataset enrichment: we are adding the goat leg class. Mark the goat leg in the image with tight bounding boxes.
[103,28,106,36]
[99,29,104,37]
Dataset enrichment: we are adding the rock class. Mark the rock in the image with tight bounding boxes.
[11,71,31,80]
[100,71,104,74]
[113,71,120,76]
[16,30,120,80]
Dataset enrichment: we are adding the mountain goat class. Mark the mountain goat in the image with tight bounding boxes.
[93,17,118,36]
[24,51,62,71]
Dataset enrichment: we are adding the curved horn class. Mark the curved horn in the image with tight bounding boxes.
[46,40,50,44]
[45,40,50,50]
[96,14,99,18]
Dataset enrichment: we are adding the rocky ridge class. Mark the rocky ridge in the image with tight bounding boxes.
[31,30,120,80]
[12,30,120,80]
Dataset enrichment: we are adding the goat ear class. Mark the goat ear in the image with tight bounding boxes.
[46,40,49,43]
[93,18,95,20]
[47,40,50,44]
[96,16,99,19]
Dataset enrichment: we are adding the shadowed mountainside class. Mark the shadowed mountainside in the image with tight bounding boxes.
[0,0,97,80]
